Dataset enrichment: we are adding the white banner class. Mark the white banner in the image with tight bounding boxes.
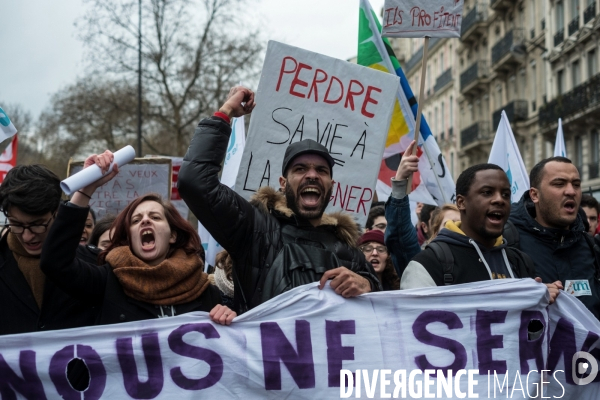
[1,279,599,398]
[234,41,399,226]
[555,118,567,157]
[381,0,464,38]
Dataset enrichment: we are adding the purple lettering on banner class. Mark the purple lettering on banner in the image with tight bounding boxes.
[412,311,467,373]
[116,333,164,398]
[476,310,508,374]
[326,320,356,387]
[0,351,47,399]
[49,344,106,400]
[168,323,223,390]
[260,320,316,390]
[518,310,546,374]
[547,317,577,385]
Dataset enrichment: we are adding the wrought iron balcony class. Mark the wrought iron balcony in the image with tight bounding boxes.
[434,68,453,93]
[539,73,600,127]
[584,3,597,24]
[461,121,492,149]
[492,100,528,129]
[491,29,525,68]
[460,61,489,93]
[461,4,488,42]
[554,29,565,47]
[568,16,580,36]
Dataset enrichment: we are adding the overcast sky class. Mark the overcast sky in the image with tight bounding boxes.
[1,0,385,121]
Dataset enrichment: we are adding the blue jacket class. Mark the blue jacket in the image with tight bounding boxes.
[384,181,421,278]
[509,191,600,319]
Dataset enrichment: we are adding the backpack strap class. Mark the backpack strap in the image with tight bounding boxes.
[426,242,455,285]
[503,220,520,249]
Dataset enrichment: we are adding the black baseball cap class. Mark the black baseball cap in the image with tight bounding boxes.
[281,139,335,177]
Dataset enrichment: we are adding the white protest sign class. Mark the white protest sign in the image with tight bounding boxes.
[235,41,398,226]
[381,0,464,38]
[68,158,172,218]
[2,279,599,398]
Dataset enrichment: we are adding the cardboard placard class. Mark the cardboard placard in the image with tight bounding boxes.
[67,158,172,218]
[381,0,464,38]
[234,41,399,225]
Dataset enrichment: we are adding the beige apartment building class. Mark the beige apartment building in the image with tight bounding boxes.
[389,0,600,197]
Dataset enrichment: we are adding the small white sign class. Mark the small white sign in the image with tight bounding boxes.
[234,41,399,226]
[565,280,593,297]
[381,0,464,38]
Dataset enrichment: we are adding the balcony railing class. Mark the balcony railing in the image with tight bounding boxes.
[492,100,528,129]
[584,3,597,24]
[461,121,492,148]
[491,29,525,66]
[434,68,453,92]
[568,16,580,36]
[554,28,565,47]
[460,61,489,92]
[461,4,487,38]
[539,73,600,127]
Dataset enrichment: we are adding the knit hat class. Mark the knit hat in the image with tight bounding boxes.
[281,139,335,177]
[357,229,385,247]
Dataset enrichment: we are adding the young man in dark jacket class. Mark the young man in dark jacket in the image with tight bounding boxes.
[0,165,99,335]
[401,164,561,305]
[508,157,600,319]
[178,86,381,312]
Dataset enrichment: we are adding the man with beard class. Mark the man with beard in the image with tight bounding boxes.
[401,164,561,306]
[178,86,381,312]
[509,157,600,319]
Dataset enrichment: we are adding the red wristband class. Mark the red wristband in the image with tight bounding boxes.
[214,111,231,124]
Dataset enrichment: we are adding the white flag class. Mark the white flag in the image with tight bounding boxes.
[554,118,567,157]
[488,110,530,202]
[0,106,18,141]
[199,116,245,267]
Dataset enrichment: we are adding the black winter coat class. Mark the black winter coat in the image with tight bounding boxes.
[509,191,600,319]
[0,229,99,336]
[40,202,222,326]
[178,117,381,312]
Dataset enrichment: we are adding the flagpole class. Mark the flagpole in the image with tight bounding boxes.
[406,36,430,195]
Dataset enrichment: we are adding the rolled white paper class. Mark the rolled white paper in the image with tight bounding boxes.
[60,145,136,196]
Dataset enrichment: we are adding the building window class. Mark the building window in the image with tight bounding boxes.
[575,136,583,174]
[557,69,565,95]
[570,0,579,21]
[441,101,445,135]
[588,50,598,78]
[592,130,600,179]
[531,63,537,111]
[557,1,565,31]
[449,96,454,129]
[572,60,581,87]
[440,52,445,72]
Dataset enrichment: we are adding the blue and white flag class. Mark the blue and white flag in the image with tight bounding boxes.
[554,118,567,157]
[488,110,530,202]
[200,116,245,268]
[0,106,18,141]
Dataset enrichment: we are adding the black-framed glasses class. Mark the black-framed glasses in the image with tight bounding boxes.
[6,215,54,235]
[373,223,387,230]
[360,245,387,254]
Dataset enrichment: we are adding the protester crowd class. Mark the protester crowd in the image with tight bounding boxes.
[1,86,599,384]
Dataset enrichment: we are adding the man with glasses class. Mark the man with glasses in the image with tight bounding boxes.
[365,205,387,233]
[0,165,99,335]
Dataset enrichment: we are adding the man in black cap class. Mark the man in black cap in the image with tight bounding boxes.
[179,86,381,312]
